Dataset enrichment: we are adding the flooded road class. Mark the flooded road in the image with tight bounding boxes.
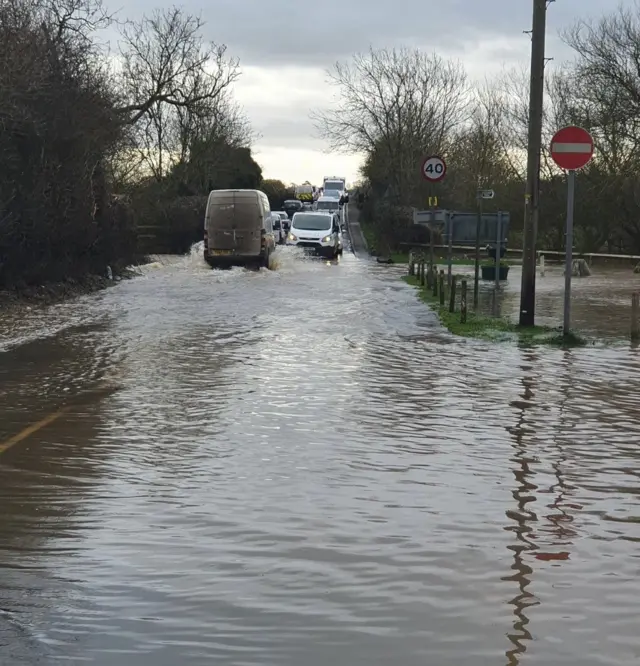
[1,237,640,665]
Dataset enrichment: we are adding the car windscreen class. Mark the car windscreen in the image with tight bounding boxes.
[284,200,302,207]
[316,201,337,210]
[323,189,341,199]
[272,218,281,229]
[292,214,333,230]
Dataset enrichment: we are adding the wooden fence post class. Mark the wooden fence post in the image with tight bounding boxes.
[461,280,467,323]
[632,292,640,341]
[449,275,457,313]
[432,266,438,296]
[420,261,425,286]
[439,270,445,306]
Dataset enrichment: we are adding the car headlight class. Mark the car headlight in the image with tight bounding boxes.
[321,235,332,243]
[288,233,297,241]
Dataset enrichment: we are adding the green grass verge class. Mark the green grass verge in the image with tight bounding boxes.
[402,274,587,346]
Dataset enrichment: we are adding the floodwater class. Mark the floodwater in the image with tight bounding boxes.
[1,228,640,665]
[451,262,640,339]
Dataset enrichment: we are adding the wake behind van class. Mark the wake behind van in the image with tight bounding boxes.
[203,189,275,269]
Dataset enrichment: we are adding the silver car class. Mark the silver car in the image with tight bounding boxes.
[272,211,290,235]
[271,214,286,244]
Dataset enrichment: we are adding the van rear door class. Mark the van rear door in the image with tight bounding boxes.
[207,193,262,256]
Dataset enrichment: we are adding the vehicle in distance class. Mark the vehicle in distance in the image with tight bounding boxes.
[287,212,342,259]
[295,182,314,202]
[271,213,286,244]
[323,176,346,193]
[315,196,341,216]
[203,189,275,269]
[283,199,304,219]
[273,211,290,232]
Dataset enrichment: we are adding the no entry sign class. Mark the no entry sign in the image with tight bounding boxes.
[550,126,594,171]
[421,155,446,182]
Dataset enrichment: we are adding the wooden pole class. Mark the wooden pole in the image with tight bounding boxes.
[519,0,548,326]
[632,292,640,341]
[439,270,445,306]
[420,261,425,286]
[433,266,438,296]
[449,275,457,313]
[461,280,467,323]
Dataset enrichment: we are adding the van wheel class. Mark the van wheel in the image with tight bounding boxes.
[262,249,271,269]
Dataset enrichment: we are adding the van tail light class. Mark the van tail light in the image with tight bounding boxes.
[203,230,208,250]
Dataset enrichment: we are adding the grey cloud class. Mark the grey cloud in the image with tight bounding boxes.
[106,0,631,156]
[110,0,627,68]
[250,115,325,150]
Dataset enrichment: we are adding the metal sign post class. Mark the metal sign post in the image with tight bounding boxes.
[495,211,502,291]
[550,125,594,336]
[563,171,576,335]
[421,156,446,271]
[447,211,453,287]
[474,189,494,307]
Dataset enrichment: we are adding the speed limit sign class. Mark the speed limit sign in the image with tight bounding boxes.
[421,155,446,182]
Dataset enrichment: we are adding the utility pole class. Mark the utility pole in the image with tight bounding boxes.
[519,0,548,327]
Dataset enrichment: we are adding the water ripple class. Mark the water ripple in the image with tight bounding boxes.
[1,242,640,665]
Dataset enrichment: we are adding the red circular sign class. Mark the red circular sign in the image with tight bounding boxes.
[421,155,446,182]
[550,126,594,170]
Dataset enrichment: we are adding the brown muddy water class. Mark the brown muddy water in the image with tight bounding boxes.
[451,262,640,339]
[1,239,640,665]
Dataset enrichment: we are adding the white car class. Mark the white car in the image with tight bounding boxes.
[287,212,341,259]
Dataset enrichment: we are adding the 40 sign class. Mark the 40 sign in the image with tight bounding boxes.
[421,155,446,182]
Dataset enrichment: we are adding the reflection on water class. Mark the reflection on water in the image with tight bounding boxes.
[504,352,538,666]
[1,235,640,665]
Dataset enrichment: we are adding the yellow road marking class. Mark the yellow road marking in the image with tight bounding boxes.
[0,407,69,456]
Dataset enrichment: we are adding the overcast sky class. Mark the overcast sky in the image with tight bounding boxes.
[110,0,629,186]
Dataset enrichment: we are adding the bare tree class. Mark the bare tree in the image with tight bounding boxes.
[118,6,242,178]
[562,5,640,129]
[313,47,469,204]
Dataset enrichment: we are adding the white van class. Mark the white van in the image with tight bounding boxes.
[314,196,340,215]
[203,189,275,268]
[287,212,342,259]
